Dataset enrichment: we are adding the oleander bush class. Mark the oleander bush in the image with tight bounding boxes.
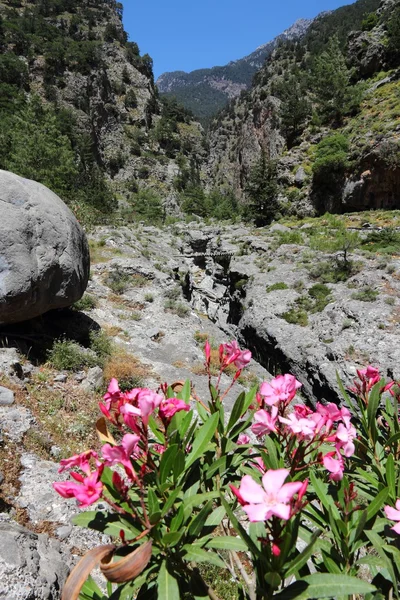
[54,340,400,600]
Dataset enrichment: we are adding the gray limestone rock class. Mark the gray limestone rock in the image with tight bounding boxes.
[0,386,14,406]
[0,170,90,325]
[0,515,70,600]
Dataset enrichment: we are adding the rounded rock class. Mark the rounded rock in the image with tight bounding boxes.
[0,170,90,325]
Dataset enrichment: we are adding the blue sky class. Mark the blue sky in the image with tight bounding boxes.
[122,0,354,79]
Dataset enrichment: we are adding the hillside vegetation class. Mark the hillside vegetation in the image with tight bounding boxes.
[207,0,400,222]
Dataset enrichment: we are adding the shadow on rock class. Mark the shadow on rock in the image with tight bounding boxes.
[0,308,101,364]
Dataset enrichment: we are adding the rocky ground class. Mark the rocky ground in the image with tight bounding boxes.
[0,214,399,598]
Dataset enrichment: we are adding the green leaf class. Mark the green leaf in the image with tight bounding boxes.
[205,505,226,527]
[79,575,107,600]
[185,412,219,469]
[162,531,183,547]
[366,487,389,521]
[386,453,396,498]
[285,529,321,578]
[309,472,340,520]
[157,560,180,600]
[182,545,225,568]
[263,435,280,470]
[336,371,358,413]
[349,509,367,546]
[148,415,165,444]
[176,380,191,403]
[173,450,186,482]
[367,380,383,443]
[72,512,139,538]
[220,494,262,560]
[386,431,400,449]
[274,574,376,600]
[148,488,160,518]
[159,444,178,484]
[226,391,246,433]
[188,501,213,538]
[196,401,209,422]
[161,486,182,517]
[206,536,247,551]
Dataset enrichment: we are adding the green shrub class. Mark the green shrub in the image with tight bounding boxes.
[281,308,309,327]
[351,288,379,302]
[47,340,97,371]
[89,330,113,365]
[266,282,289,292]
[309,259,357,283]
[361,12,378,31]
[312,133,349,188]
[361,228,400,254]
[106,269,131,295]
[72,294,98,311]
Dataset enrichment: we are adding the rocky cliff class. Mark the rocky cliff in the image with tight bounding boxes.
[206,0,399,218]
[0,0,205,223]
[156,19,313,125]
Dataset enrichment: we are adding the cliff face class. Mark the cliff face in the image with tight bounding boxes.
[156,19,313,125]
[0,0,205,219]
[206,0,399,217]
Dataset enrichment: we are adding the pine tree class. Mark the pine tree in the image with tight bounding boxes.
[245,152,279,226]
[311,37,360,124]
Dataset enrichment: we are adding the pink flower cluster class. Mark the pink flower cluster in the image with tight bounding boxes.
[230,468,307,523]
[101,378,189,431]
[53,450,103,507]
[218,340,252,371]
[53,379,191,507]
[249,374,357,481]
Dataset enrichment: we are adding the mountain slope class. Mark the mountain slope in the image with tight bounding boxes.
[156,19,313,125]
[0,0,205,225]
[206,0,399,219]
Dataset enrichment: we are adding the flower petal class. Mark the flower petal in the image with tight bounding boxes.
[262,469,289,494]
[277,482,303,503]
[239,475,266,504]
[243,503,269,522]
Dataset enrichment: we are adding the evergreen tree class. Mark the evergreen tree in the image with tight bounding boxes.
[276,75,311,148]
[6,97,78,198]
[311,37,360,124]
[245,152,279,226]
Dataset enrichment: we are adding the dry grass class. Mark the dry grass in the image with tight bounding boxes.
[103,349,151,391]
[191,348,236,377]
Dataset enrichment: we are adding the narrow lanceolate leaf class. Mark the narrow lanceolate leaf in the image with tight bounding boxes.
[226,391,246,433]
[182,545,225,568]
[204,505,226,527]
[336,371,357,413]
[285,529,321,578]
[176,379,191,403]
[274,574,376,600]
[159,444,178,484]
[366,487,389,521]
[185,412,219,469]
[206,536,247,551]
[157,560,180,600]
[386,453,396,498]
[309,472,340,520]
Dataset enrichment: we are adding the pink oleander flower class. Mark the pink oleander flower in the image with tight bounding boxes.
[323,450,344,481]
[120,388,163,428]
[58,450,98,475]
[237,433,250,445]
[53,469,103,507]
[102,434,140,478]
[103,378,123,410]
[205,340,211,365]
[335,418,356,457]
[153,444,166,454]
[159,398,190,421]
[232,469,303,522]
[251,407,278,437]
[259,374,302,407]
[384,500,400,534]
[279,413,317,439]
[357,365,380,386]
[221,341,252,370]
[294,404,313,418]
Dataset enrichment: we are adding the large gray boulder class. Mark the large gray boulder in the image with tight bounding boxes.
[0,170,90,325]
